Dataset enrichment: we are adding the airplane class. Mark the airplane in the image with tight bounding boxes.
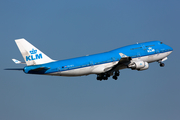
[5,38,173,81]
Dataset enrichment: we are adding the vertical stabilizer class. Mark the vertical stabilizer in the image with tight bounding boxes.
[15,38,54,66]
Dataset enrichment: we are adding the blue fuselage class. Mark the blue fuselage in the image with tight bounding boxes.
[23,41,173,76]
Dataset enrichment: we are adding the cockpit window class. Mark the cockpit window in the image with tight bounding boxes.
[160,42,163,44]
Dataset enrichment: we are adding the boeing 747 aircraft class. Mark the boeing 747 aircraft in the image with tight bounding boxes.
[6,38,173,81]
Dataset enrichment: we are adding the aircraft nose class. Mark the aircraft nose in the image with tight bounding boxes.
[170,47,173,51]
[165,43,173,51]
[169,46,173,52]
[168,45,173,55]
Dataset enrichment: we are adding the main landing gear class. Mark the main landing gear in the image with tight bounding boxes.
[96,74,109,81]
[112,71,120,80]
[97,71,120,81]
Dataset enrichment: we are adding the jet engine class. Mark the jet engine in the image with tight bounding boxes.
[128,61,149,71]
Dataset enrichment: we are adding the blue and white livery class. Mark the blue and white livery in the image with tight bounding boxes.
[7,38,173,80]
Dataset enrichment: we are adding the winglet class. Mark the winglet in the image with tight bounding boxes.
[119,53,128,58]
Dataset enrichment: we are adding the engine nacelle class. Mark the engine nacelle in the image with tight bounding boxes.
[129,61,149,71]
[138,62,149,71]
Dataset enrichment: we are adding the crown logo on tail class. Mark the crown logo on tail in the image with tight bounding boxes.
[29,49,37,54]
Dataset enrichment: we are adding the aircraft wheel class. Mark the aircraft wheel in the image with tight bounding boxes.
[97,77,103,81]
[115,71,120,76]
[102,75,108,80]
[106,74,110,77]
[160,63,165,67]
[113,76,118,80]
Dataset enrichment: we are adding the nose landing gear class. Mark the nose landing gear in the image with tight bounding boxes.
[158,60,165,67]
[158,59,165,67]
[160,62,165,67]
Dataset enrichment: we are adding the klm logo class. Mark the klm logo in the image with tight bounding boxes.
[26,49,43,61]
[147,47,155,53]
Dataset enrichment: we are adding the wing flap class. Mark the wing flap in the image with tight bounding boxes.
[105,56,131,73]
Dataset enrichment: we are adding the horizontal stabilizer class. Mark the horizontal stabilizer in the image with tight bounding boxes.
[4,68,24,70]
[12,59,26,64]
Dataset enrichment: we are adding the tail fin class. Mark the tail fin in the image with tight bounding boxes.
[15,38,54,66]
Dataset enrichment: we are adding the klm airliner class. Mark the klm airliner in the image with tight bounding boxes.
[6,38,173,81]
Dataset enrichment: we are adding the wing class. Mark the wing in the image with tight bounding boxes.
[105,56,131,74]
